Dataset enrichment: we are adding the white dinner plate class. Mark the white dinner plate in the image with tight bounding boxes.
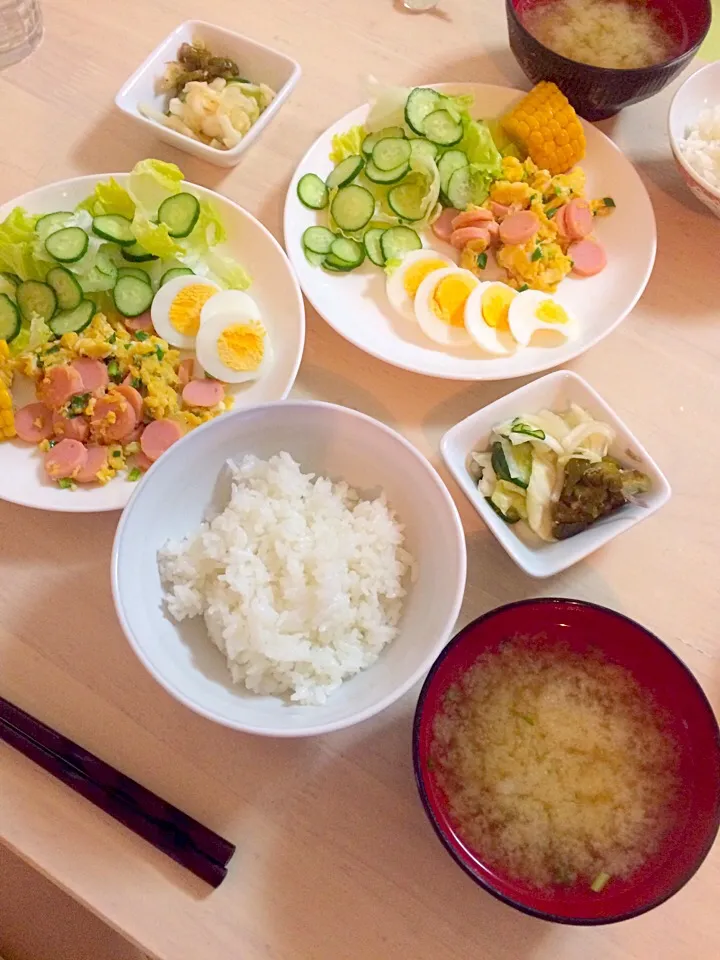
[0,174,305,513]
[284,83,656,381]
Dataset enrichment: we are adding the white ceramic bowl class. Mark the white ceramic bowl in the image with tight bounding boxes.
[669,61,720,218]
[441,371,671,578]
[112,401,467,737]
[115,21,301,168]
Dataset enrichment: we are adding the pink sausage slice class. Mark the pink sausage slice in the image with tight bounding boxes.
[140,419,183,462]
[91,394,137,443]
[177,358,194,387]
[451,207,494,230]
[44,438,87,480]
[124,311,155,333]
[565,198,593,240]
[37,365,84,410]
[182,379,225,408]
[71,357,109,395]
[553,204,570,240]
[488,201,511,220]
[450,226,491,250]
[569,239,607,277]
[431,207,460,243]
[135,451,154,472]
[15,403,53,444]
[499,211,540,246]
[115,383,143,419]
[52,411,89,443]
[75,445,109,484]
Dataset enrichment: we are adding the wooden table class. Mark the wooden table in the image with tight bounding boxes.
[1,1,718,957]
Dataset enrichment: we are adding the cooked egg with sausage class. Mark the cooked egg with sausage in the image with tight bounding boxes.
[507,289,578,346]
[464,281,517,355]
[386,249,456,321]
[150,276,221,349]
[196,293,272,383]
[413,267,477,347]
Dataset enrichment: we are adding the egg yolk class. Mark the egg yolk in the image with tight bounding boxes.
[169,285,218,337]
[216,320,266,371]
[403,259,448,299]
[481,286,515,330]
[431,276,475,328]
[536,300,569,325]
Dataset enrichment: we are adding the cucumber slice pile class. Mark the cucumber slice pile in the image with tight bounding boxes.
[301,222,421,273]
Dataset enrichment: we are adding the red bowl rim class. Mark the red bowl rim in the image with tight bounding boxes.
[505,0,712,76]
[412,597,720,925]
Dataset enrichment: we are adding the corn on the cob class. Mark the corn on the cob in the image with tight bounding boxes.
[0,340,16,439]
[502,82,586,176]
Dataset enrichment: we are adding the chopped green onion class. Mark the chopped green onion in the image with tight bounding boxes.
[517,283,529,292]
[591,872,611,893]
[135,331,149,341]
[530,246,542,262]
[107,360,121,382]
[554,184,563,196]
[545,206,559,218]
[67,392,90,417]
[45,345,61,355]
[112,449,122,458]
[476,252,488,270]
[603,197,616,208]
[57,478,74,490]
[128,467,142,481]
[156,346,165,362]
[108,333,117,344]
[131,377,142,390]
[47,439,57,448]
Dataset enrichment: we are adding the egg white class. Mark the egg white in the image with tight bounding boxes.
[413,266,476,347]
[386,249,456,321]
[508,289,578,347]
[464,282,518,356]
[195,310,273,384]
[199,289,261,326]
[150,275,220,349]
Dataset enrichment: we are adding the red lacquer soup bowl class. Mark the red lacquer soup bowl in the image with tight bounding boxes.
[413,599,720,924]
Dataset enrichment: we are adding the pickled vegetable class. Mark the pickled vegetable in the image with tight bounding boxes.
[552,457,651,540]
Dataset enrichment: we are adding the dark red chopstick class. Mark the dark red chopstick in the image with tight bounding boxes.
[0,696,235,888]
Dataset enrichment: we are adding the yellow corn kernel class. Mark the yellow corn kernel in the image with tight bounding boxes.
[0,340,15,439]
[502,82,586,175]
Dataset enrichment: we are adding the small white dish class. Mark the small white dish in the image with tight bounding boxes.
[668,60,720,219]
[115,21,301,168]
[441,370,671,578]
[112,401,467,737]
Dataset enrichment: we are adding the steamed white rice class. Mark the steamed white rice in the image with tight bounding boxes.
[679,106,720,192]
[158,452,414,705]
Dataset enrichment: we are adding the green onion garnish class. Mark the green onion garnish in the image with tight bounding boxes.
[135,331,149,341]
[131,377,142,390]
[545,206,559,218]
[67,392,90,417]
[57,478,74,490]
[108,333,117,344]
[517,283,529,292]
[531,246,543,262]
[156,346,165,362]
[112,449,122,458]
[107,360,120,382]
[128,467,142,482]
[591,872,611,893]
[603,197,616,208]
[476,252,488,270]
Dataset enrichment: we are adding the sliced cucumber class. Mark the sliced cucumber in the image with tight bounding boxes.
[380,226,422,262]
[447,165,489,211]
[159,267,193,286]
[304,248,326,267]
[387,182,429,222]
[438,150,469,196]
[409,138,439,163]
[46,266,83,311]
[157,193,200,238]
[302,226,336,255]
[297,173,329,210]
[405,87,443,135]
[363,228,386,266]
[330,236,365,268]
[92,214,135,246]
[0,272,20,288]
[323,255,356,272]
[423,109,463,146]
[44,227,89,263]
[48,300,95,336]
[35,211,72,241]
[372,138,411,172]
[17,280,57,322]
[362,125,406,156]
[364,159,410,184]
[122,243,158,263]
[491,439,533,490]
[119,267,153,285]
[113,275,154,317]
[0,294,21,342]
[326,155,364,189]
[330,184,375,233]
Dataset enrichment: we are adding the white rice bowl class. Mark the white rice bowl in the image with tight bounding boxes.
[158,452,415,705]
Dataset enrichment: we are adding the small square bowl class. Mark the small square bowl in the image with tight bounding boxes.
[441,371,671,578]
[115,20,301,168]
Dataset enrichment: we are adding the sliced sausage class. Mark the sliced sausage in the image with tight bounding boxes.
[565,198,593,240]
[52,412,89,443]
[71,358,109,395]
[115,383,143,419]
[140,419,183,462]
[499,211,540,246]
[44,438,87,480]
[553,204,571,240]
[486,221,500,239]
[177,358,194,387]
[37,365,84,410]
[488,201,511,220]
[118,423,144,445]
[451,207,494,230]
[450,226,491,250]
[124,311,155,333]
[431,207,460,243]
[182,379,225,408]
[75,445,109,484]
[15,402,53,443]
[135,451,154,472]
[91,393,138,443]
[569,239,607,277]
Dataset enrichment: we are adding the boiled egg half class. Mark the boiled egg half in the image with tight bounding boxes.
[150,276,221,349]
[196,290,272,383]
[413,267,477,347]
[507,289,578,347]
[464,281,518,356]
[386,249,456,321]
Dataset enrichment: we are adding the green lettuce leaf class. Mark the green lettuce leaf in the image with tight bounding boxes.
[10,313,52,356]
[126,159,184,259]
[77,178,135,219]
[458,118,503,177]
[0,207,45,280]
[329,125,367,164]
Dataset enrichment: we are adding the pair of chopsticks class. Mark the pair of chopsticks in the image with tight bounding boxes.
[0,695,235,887]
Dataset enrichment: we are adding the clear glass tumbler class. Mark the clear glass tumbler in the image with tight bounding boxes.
[0,0,42,70]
